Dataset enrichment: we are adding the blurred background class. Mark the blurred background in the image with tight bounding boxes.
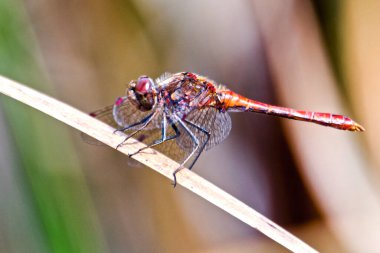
[0,0,379,252]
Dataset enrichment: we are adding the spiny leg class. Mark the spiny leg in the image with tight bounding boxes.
[114,112,154,134]
[128,117,181,156]
[172,117,200,187]
[116,111,157,149]
[183,119,210,171]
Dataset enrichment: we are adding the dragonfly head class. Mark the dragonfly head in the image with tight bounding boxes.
[128,76,157,111]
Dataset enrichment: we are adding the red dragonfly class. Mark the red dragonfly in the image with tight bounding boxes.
[89,72,364,186]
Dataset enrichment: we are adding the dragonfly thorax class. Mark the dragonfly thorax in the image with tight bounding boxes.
[128,76,158,111]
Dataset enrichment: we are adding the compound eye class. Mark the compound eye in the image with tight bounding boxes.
[135,76,154,94]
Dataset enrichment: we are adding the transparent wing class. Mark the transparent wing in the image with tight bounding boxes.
[91,98,162,130]
[88,105,117,127]
[175,107,232,152]
[82,100,231,167]
[132,125,189,163]
[81,105,116,145]
[82,100,186,162]
[81,98,161,145]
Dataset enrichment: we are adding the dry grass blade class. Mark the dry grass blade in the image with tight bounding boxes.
[0,75,318,253]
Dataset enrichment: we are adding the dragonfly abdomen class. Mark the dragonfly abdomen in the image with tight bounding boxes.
[218,90,364,131]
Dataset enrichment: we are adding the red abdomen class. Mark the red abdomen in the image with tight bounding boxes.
[218,90,364,131]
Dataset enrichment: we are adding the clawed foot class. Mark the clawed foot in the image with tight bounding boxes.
[171,166,184,188]
[115,135,132,149]
[171,173,177,188]
[116,140,125,149]
[113,127,127,134]
[127,150,139,157]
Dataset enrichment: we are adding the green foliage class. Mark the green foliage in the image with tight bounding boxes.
[0,1,107,252]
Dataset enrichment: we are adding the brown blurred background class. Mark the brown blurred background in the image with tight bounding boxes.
[0,1,379,252]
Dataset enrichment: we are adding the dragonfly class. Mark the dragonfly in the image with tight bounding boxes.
[89,72,364,186]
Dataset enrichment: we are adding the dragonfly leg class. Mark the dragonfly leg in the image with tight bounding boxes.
[172,117,200,187]
[113,112,154,134]
[128,117,181,156]
[116,111,157,149]
[183,119,210,171]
